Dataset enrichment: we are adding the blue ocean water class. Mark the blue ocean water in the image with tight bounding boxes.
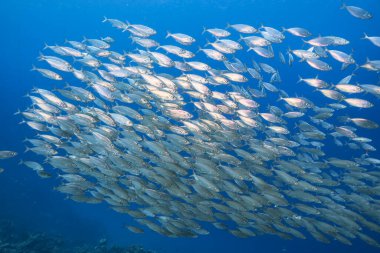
[1,0,380,252]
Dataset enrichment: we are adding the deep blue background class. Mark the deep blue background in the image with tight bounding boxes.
[1,0,380,252]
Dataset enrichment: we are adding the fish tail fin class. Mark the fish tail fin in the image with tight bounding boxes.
[129,35,136,43]
[102,16,108,23]
[337,115,350,123]
[237,34,244,42]
[281,27,287,33]
[82,36,88,43]
[361,32,369,40]
[31,86,39,93]
[339,2,347,9]
[18,120,26,125]
[165,31,171,39]
[225,22,231,29]
[122,20,130,32]
[353,63,360,72]
[24,146,31,153]
[201,26,207,35]
[72,57,78,64]
[327,82,335,89]
[30,65,37,71]
[286,47,292,55]
[268,44,273,54]
[247,47,253,52]
[204,39,211,47]
[196,46,203,54]
[311,88,318,93]
[297,75,303,83]
[22,138,29,143]
[43,43,50,50]
[51,84,58,92]
[14,109,21,115]
[18,159,24,165]
[37,52,45,61]
[307,46,314,52]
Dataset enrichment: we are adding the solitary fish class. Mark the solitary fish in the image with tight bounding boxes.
[341,4,372,19]
[126,225,144,234]
[326,50,355,64]
[306,59,332,71]
[281,97,313,109]
[344,98,373,108]
[283,27,311,37]
[350,118,379,129]
[0,151,18,159]
[166,32,195,45]
[362,33,380,47]
[335,84,363,94]
[202,27,230,37]
[227,23,257,34]
[31,65,63,80]
[298,76,328,88]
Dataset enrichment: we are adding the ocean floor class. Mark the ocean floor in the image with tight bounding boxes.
[0,220,155,253]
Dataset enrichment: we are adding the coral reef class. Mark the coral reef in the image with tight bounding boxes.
[0,220,155,253]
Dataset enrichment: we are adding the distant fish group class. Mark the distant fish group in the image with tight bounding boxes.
[0,150,17,173]
[12,3,380,248]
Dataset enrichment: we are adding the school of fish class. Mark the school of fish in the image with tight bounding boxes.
[11,2,380,248]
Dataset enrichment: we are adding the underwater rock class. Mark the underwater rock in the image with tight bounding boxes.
[0,220,155,253]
